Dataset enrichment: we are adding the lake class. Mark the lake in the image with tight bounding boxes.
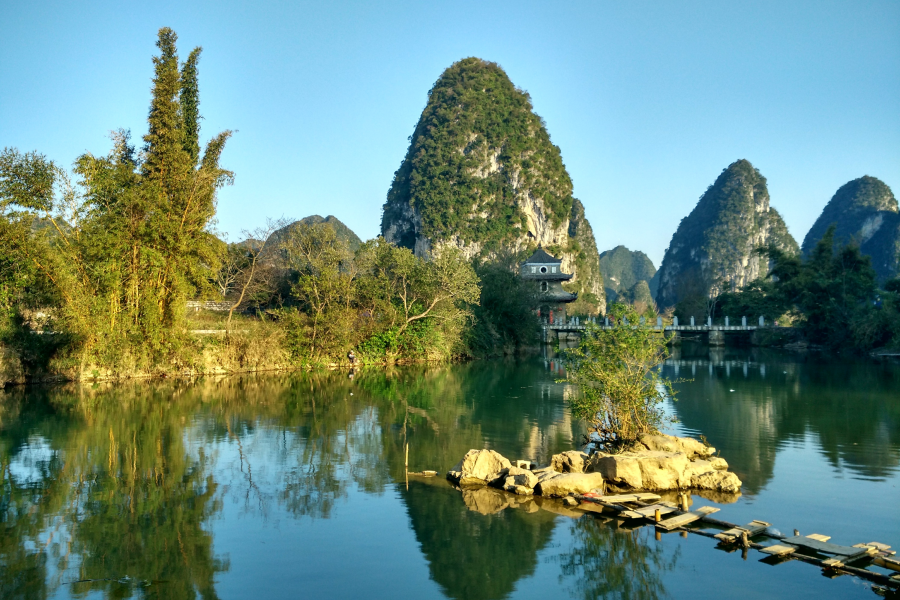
[1,347,898,599]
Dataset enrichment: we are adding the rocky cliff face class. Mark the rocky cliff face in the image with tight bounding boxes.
[655,159,799,310]
[801,176,899,283]
[598,245,657,304]
[381,57,605,313]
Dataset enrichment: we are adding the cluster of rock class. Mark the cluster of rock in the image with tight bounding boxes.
[446,433,741,498]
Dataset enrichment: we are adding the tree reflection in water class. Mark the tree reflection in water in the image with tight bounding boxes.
[558,516,675,600]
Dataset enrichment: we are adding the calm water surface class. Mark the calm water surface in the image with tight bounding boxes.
[1,348,898,599]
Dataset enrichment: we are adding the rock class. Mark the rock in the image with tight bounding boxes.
[501,466,539,492]
[683,459,716,479]
[593,451,691,491]
[550,451,590,473]
[462,486,510,515]
[447,449,512,486]
[635,433,715,460]
[691,470,742,494]
[710,457,728,471]
[536,472,605,498]
[509,485,534,496]
[562,497,579,507]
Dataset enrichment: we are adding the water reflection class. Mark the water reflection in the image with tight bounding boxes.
[0,352,897,599]
[662,347,900,492]
[559,516,675,600]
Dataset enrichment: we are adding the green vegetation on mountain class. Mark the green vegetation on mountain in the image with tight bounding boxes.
[272,214,362,251]
[382,57,573,250]
[563,199,606,314]
[655,159,799,316]
[598,245,656,303]
[381,58,605,314]
[801,176,900,283]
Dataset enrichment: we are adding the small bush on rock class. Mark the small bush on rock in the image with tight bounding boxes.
[564,303,675,448]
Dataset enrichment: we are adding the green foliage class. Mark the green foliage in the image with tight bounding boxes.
[0,28,232,376]
[467,258,540,355]
[717,226,899,352]
[564,303,674,446]
[274,226,480,364]
[382,57,574,250]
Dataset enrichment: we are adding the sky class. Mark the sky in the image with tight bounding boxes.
[2,0,899,266]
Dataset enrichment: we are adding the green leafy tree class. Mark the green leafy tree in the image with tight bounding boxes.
[564,303,674,446]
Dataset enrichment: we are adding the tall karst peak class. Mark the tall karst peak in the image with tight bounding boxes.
[655,159,799,310]
[802,176,899,282]
[381,57,605,313]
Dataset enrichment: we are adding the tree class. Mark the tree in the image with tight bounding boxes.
[219,218,289,330]
[564,303,674,447]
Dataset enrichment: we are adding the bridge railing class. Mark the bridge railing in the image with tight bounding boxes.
[542,315,770,330]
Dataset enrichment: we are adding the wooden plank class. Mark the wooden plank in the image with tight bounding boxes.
[806,533,831,542]
[854,542,895,555]
[619,503,678,519]
[586,493,662,504]
[714,520,771,543]
[760,544,797,557]
[781,535,871,560]
[873,556,900,573]
[655,506,720,531]
[822,558,844,568]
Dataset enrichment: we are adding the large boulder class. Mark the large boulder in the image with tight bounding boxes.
[499,466,539,494]
[550,451,591,473]
[634,433,715,460]
[535,472,605,498]
[691,470,742,494]
[593,451,691,491]
[447,449,512,486]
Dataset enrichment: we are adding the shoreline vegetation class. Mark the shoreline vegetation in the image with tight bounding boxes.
[0,29,540,387]
[2,28,898,388]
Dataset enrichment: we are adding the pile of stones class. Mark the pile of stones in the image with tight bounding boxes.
[446,433,742,498]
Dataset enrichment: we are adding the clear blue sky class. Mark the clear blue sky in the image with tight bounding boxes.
[2,0,898,266]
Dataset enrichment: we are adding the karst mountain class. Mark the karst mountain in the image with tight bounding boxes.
[802,176,899,283]
[655,159,798,310]
[597,245,659,304]
[380,57,605,313]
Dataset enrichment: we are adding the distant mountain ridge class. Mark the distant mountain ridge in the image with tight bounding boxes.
[598,245,657,304]
[801,176,899,283]
[272,215,363,251]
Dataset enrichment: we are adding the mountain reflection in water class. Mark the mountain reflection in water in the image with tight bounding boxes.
[0,352,897,600]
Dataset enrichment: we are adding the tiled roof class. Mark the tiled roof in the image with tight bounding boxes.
[523,248,562,264]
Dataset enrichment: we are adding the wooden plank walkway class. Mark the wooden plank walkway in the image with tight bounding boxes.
[566,491,897,590]
[714,520,770,543]
[656,506,720,531]
[781,535,875,561]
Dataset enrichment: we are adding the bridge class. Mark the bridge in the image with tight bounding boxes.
[542,315,768,345]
